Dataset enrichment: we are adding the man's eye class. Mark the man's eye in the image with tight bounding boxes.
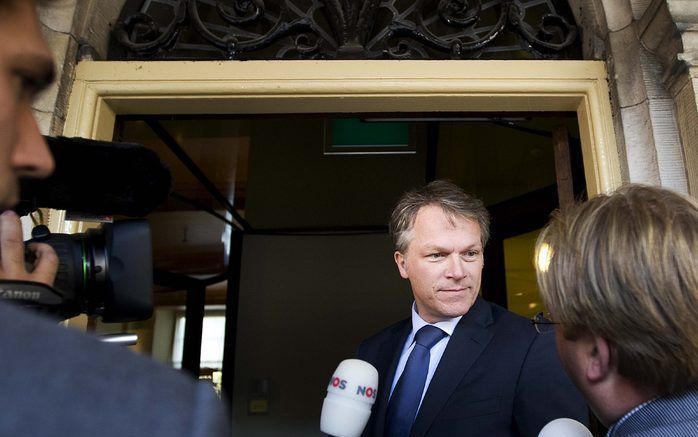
[428,253,444,260]
[12,76,28,100]
[9,74,23,99]
[12,73,40,101]
[463,251,480,259]
[21,77,40,97]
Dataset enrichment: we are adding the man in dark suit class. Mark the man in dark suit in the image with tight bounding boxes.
[357,180,587,437]
[0,1,230,435]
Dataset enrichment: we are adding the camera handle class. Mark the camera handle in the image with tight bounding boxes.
[99,333,138,346]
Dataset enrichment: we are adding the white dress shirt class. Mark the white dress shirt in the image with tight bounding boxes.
[388,302,462,412]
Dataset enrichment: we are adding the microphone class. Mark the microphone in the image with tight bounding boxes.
[538,418,593,437]
[17,136,171,217]
[321,359,378,437]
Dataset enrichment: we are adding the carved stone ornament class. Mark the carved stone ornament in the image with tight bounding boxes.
[110,0,580,60]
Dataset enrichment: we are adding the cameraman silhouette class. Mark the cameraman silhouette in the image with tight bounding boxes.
[0,1,231,435]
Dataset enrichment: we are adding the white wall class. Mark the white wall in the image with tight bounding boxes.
[232,233,412,436]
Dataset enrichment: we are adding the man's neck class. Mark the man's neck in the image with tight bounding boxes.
[594,377,658,427]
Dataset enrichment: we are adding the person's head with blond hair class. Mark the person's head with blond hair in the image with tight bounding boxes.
[535,184,698,426]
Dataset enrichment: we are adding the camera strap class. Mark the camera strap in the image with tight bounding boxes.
[0,279,64,310]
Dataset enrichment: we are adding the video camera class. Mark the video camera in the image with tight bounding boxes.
[1,136,171,322]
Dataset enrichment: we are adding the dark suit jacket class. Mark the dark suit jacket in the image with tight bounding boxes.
[357,298,587,437]
[0,301,230,437]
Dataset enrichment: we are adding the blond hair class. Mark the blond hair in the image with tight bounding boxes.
[535,184,698,394]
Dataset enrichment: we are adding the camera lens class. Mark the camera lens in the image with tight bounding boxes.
[25,220,153,322]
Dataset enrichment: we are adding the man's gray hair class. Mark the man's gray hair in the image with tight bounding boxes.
[390,180,490,253]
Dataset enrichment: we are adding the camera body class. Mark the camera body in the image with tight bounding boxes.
[23,220,153,322]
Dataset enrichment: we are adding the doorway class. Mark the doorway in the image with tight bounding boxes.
[63,59,618,436]
[99,112,583,436]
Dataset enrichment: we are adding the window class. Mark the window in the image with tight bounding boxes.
[171,308,226,370]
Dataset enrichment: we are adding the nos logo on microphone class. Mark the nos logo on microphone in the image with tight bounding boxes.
[329,376,377,399]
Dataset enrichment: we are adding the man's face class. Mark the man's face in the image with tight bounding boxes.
[394,204,484,323]
[0,0,55,210]
[554,327,608,423]
[554,328,586,392]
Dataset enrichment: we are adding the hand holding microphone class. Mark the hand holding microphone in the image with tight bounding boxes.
[538,418,593,437]
[321,359,378,437]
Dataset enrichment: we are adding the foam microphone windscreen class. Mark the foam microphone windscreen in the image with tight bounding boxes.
[538,418,593,437]
[17,136,171,217]
[321,359,378,437]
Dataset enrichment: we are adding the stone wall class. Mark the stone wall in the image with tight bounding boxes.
[35,0,125,135]
[590,0,690,194]
[563,0,698,196]
[665,0,698,195]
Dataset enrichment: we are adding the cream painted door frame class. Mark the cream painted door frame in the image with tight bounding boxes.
[63,60,620,209]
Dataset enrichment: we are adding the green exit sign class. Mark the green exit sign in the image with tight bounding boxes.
[325,118,414,155]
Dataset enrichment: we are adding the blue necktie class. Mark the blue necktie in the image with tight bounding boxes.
[385,325,447,437]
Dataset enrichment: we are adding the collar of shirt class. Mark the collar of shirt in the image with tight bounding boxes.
[389,302,462,399]
[408,301,461,343]
[605,397,657,437]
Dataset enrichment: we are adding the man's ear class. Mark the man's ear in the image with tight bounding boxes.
[394,251,408,279]
[586,336,613,383]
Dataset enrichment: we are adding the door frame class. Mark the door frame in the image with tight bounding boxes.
[62,60,619,206]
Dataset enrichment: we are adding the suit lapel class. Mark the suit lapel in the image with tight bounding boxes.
[371,320,411,437]
[410,298,495,437]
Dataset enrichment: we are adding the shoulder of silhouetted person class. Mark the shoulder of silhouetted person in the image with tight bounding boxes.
[0,301,231,437]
